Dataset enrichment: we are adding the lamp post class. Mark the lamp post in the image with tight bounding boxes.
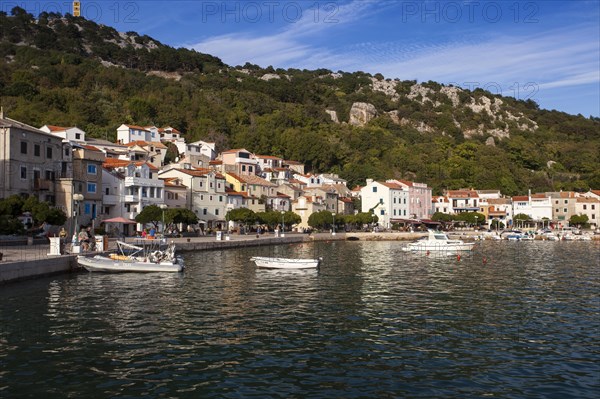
[331,212,336,235]
[281,211,285,238]
[474,215,478,230]
[159,204,168,235]
[73,193,84,235]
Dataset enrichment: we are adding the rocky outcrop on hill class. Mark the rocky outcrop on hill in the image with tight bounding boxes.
[349,102,378,126]
[325,110,340,123]
[370,77,399,100]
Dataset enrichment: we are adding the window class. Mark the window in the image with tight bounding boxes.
[373,186,377,193]
[215,209,219,216]
[242,165,246,172]
[87,164,97,175]
[380,210,384,215]
[563,208,567,213]
[20,166,27,179]
[20,141,27,154]
[64,148,69,157]
[592,205,596,210]
[75,133,81,140]
[46,147,52,159]
[203,209,207,215]
[564,200,568,204]
[219,196,223,202]
[379,198,383,204]
[84,203,91,215]
[34,144,40,156]
[87,183,97,193]
[249,166,253,172]
[583,205,587,210]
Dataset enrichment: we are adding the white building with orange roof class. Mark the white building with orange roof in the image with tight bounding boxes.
[117,124,159,144]
[292,195,327,229]
[581,189,600,200]
[270,192,291,212]
[432,196,450,214]
[445,189,480,214]
[102,159,164,231]
[255,154,284,170]
[387,179,432,219]
[40,125,86,142]
[293,173,322,187]
[160,177,188,210]
[159,167,228,229]
[511,193,552,225]
[221,148,259,176]
[124,140,168,168]
[360,179,409,228]
[575,197,599,228]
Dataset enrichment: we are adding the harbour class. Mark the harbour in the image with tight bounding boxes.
[0,240,598,398]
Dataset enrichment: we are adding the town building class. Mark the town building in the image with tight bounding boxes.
[0,113,65,205]
[360,179,409,228]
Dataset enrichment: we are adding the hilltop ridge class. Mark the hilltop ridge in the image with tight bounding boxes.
[0,7,598,193]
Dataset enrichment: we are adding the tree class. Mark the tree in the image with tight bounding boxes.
[569,214,589,229]
[227,208,257,224]
[135,205,163,229]
[165,208,198,230]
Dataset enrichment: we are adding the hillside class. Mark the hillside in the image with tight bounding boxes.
[1,7,599,193]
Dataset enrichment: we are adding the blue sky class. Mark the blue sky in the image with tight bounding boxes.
[13,1,600,116]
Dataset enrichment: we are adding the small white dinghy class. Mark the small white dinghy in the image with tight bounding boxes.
[250,256,321,269]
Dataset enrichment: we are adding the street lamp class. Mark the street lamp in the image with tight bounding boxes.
[281,210,285,238]
[73,193,84,236]
[474,215,478,230]
[331,212,336,235]
[159,204,168,235]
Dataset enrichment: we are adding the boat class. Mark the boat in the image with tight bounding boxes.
[77,240,184,273]
[501,230,525,241]
[250,256,321,269]
[403,230,475,253]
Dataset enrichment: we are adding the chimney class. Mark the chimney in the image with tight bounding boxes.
[0,106,4,119]
[366,178,374,185]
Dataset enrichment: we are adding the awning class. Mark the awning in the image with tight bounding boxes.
[101,217,137,224]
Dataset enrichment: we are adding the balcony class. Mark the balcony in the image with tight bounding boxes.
[103,194,119,205]
[124,195,139,203]
[33,178,54,191]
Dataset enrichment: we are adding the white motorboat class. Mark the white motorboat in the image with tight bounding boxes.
[250,256,321,269]
[403,230,475,253]
[78,240,184,273]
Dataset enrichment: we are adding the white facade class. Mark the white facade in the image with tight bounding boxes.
[40,125,86,143]
[360,180,409,228]
[512,195,552,223]
[575,198,599,228]
[117,124,160,144]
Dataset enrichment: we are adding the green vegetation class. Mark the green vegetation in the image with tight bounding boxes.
[0,195,67,234]
[1,9,598,194]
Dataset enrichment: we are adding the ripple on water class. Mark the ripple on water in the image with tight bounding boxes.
[0,240,598,398]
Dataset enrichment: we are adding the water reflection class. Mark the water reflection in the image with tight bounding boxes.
[0,240,598,398]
